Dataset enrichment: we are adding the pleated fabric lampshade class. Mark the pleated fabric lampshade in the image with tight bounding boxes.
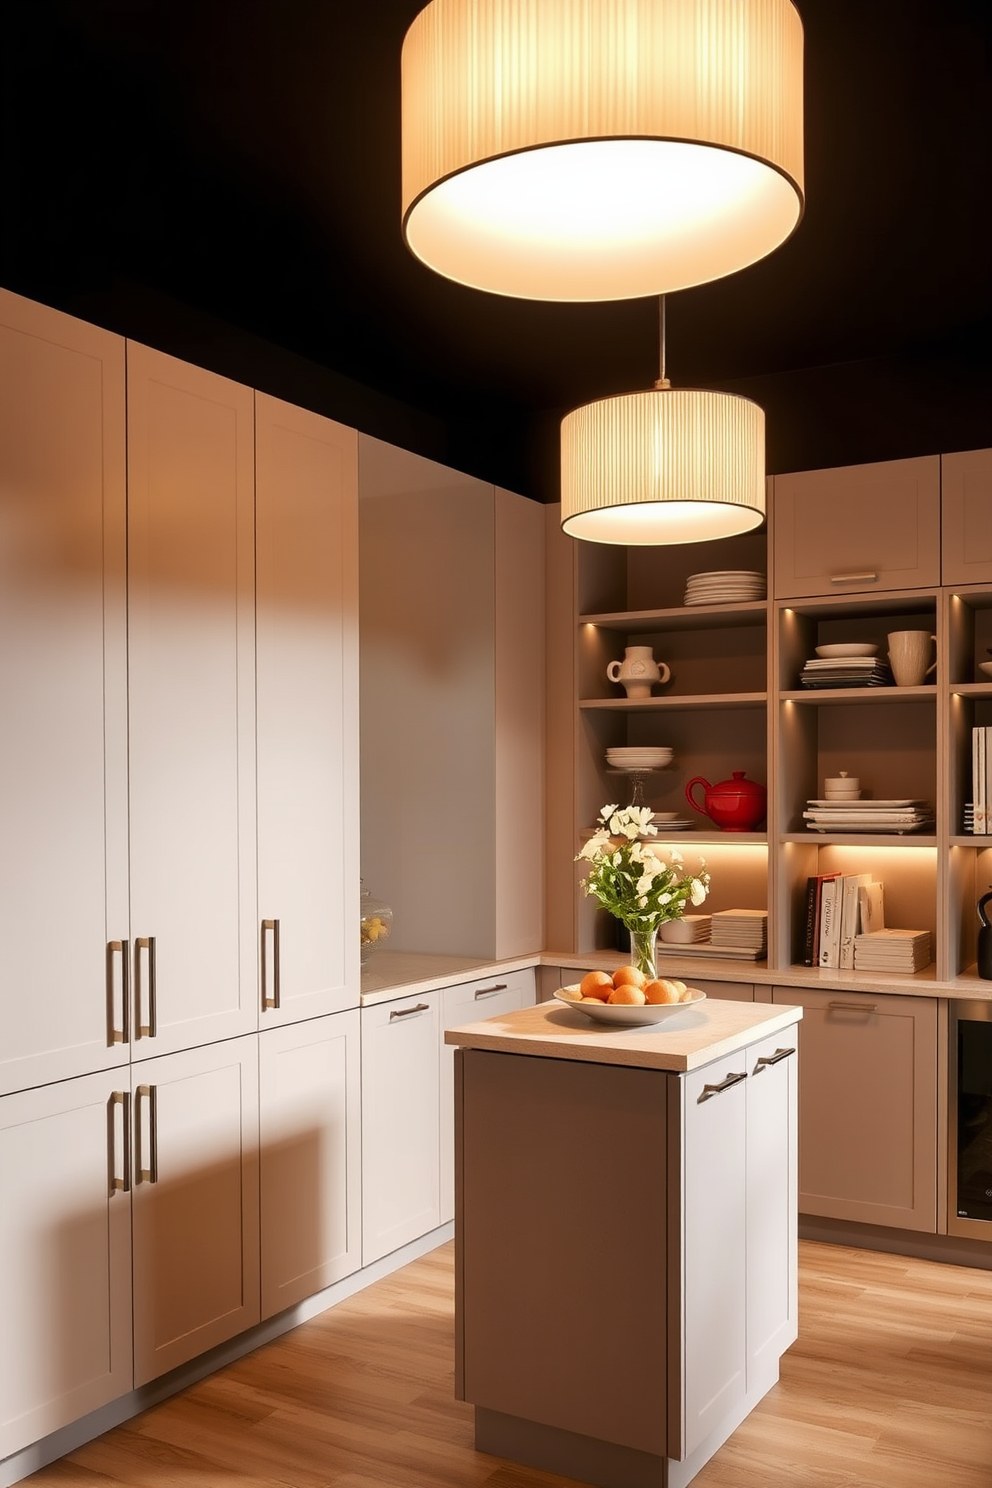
[401,0,804,302]
[560,386,766,544]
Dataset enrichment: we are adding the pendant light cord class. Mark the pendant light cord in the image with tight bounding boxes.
[655,295,671,390]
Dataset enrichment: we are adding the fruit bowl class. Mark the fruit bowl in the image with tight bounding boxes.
[553,986,706,1027]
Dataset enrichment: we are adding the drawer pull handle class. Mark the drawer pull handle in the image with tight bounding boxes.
[475,984,508,999]
[830,571,878,584]
[390,1003,430,1020]
[698,1070,747,1102]
[106,939,130,1046]
[135,937,157,1039]
[827,1000,877,1014]
[754,1046,796,1073]
[261,918,281,1011]
[135,1084,158,1185]
[108,1091,131,1195]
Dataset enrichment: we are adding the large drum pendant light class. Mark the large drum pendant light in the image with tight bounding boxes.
[401,0,804,302]
[561,299,765,544]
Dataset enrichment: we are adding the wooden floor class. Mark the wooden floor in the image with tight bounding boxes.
[27,1239,992,1488]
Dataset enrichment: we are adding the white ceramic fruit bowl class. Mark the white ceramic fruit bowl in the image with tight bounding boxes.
[815,643,879,659]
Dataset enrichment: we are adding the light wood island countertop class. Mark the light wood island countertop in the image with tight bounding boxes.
[445,994,802,1073]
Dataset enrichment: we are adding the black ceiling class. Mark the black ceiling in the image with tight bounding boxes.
[2,0,991,500]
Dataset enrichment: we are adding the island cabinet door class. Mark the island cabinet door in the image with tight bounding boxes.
[744,1031,799,1381]
[676,1056,748,1461]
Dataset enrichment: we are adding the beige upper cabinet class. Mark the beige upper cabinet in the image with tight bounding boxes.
[772,455,940,598]
[941,448,992,586]
[0,290,129,1097]
[127,344,258,1058]
[255,394,360,1025]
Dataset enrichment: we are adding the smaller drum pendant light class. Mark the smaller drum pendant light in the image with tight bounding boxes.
[401,0,804,302]
[560,299,765,545]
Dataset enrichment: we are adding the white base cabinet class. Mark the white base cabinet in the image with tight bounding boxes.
[130,1036,260,1387]
[259,1010,362,1318]
[439,969,536,1223]
[361,994,441,1265]
[0,1072,133,1460]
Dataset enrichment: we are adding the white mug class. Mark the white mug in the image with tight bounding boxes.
[887,630,937,687]
[606,645,671,699]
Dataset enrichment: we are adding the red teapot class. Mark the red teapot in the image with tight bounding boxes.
[685,771,766,832]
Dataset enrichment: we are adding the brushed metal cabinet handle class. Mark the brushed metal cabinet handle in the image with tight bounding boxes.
[830,571,878,584]
[827,1000,877,1014]
[108,1090,131,1195]
[134,937,157,1039]
[261,918,281,1011]
[753,1046,796,1073]
[474,983,508,1000]
[135,1083,158,1185]
[106,939,130,1046]
[697,1070,747,1103]
[389,1002,430,1021]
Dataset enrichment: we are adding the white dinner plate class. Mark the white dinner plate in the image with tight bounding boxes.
[553,986,706,1026]
[806,799,922,809]
[814,643,879,658]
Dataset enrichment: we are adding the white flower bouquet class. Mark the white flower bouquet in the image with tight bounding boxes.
[576,805,711,973]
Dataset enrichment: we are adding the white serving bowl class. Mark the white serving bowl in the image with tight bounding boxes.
[979,662,992,680]
[815,643,879,659]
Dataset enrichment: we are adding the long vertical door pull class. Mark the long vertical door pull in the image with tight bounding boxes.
[107,1090,131,1194]
[134,936,157,1039]
[134,1083,158,1184]
[261,919,280,1011]
[106,939,130,1046]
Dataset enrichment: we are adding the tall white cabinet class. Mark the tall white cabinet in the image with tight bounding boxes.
[0,288,362,1468]
[0,294,129,1097]
[127,345,258,1057]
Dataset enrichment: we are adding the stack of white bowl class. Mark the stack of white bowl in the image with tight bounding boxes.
[823,771,861,801]
[605,746,673,770]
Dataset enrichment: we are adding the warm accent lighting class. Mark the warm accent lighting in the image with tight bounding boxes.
[560,298,766,544]
[401,0,804,301]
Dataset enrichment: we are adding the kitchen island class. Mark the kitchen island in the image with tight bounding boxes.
[447,996,803,1488]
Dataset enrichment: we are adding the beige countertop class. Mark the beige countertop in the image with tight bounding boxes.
[445,995,802,1073]
[360,949,543,1007]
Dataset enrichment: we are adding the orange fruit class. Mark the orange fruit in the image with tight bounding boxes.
[644,978,681,1005]
[609,983,646,1005]
[579,970,614,1000]
[612,965,646,991]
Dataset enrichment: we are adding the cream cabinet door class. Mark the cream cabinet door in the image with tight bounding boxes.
[941,447,992,586]
[0,1070,132,1458]
[127,343,257,1058]
[771,987,938,1231]
[439,969,535,1223]
[744,1031,799,1381]
[679,1054,748,1459]
[130,1036,260,1386]
[259,1010,362,1318]
[361,994,440,1264]
[773,455,940,597]
[0,290,129,1096]
[255,394,359,1027]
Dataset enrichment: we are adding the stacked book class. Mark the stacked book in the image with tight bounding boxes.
[853,928,932,973]
[800,656,893,688]
[803,799,933,834]
[972,727,992,834]
[804,873,883,967]
[710,908,768,956]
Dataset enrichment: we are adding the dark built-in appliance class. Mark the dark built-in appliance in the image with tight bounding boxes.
[950,1001,992,1238]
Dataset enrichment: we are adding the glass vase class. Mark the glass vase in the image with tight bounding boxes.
[629,925,658,981]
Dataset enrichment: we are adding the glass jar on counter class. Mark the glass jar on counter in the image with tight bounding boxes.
[360,882,393,963]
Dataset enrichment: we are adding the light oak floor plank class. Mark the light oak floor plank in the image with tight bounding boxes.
[26,1240,992,1488]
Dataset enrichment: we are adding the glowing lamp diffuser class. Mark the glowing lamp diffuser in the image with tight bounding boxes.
[401,0,804,301]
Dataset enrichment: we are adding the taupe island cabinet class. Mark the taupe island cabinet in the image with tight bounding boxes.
[448,996,802,1488]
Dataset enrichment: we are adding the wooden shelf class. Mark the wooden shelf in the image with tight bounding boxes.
[781,833,938,848]
[580,692,766,712]
[780,686,938,704]
[580,601,767,633]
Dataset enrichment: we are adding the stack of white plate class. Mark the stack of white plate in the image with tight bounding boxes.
[605,746,673,770]
[684,570,766,606]
[710,908,768,954]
